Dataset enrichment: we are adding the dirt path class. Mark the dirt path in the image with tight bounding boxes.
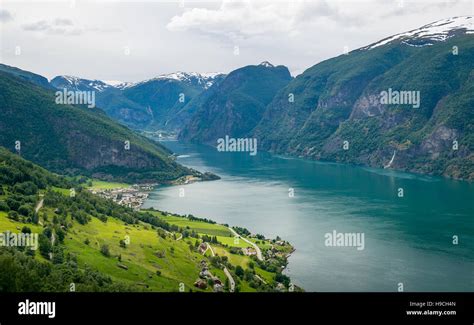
[35,197,44,214]
[255,274,267,284]
[206,242,215,256]
[223,267,235,293]
[35,197,44,226]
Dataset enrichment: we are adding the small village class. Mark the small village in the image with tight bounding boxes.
[89,184,155,210]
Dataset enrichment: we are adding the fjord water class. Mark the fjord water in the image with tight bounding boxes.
[143,141,474,292]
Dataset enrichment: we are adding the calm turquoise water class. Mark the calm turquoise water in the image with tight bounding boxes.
[143,141,474,292]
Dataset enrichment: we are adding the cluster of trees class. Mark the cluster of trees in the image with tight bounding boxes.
[43,188,174,232]
[232,226,250,237]
[0,148,71,225]
[209,255,229,269]
[3,192,36,221]
[37,224,66,263]
[0,146,185,292]
[253,257,278,273]
[0,248,138,292]
[181,229,199,239]
[231,263,275,291]
[0,145,293,293]
[0,147,70,189]
[229,247,243,255]
[186,214,216,224]
[274,273,291,288]
[201,234,219,244]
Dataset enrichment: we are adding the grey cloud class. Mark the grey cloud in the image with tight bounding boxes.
[0,9,13,22]
[22,18,120,36]
[22,20,50,31]
[53,18,73,26]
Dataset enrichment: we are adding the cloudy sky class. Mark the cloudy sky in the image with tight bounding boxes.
[0,0,472,82]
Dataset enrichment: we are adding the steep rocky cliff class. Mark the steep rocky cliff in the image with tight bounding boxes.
[0,70,193,183]
[253,17,474,180]
[179,62,292,145]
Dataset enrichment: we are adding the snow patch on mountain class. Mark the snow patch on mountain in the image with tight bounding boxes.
[137,72,225,89]
[52,72,226,92]
[364,16,473,50]
[102,80,135,90]
[103,80,125,86]
[259,61,275,68]
[54,75,112,92]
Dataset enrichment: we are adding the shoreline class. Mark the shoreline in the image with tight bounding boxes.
[159,139,473,183]
[88,181,300,291]
[144,208,302,292]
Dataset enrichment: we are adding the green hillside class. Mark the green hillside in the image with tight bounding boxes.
[0,147,296,292]
[253,34,474,180]
[0,71,194,183]
[179,62,292,144]
[0,63,52,89]
[51,73,226,132]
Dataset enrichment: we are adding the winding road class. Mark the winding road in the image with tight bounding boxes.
[35,197,44,225]
[223,267,235,293]
[227,227,263,261]
[205,242,235,292]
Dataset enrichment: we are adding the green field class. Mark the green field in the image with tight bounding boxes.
[51,186,71,196]
[88,180,130,190]
[0,211,43,234]
[65,217,206,291]
[0,199,294,292]
[215,235,249,248]
[157,214,233,237]
[0,144,295,293]
[213,246,250,268]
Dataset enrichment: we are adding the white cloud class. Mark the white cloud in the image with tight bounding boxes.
[1,0,471,80]
[166,0,373,40]
[166,0,469,41]
[167,1,301,40]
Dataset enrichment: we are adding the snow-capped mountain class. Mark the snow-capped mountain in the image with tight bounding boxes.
[364,16,473,50]
[259,61,275,68]
[253,16,474,181]
[102,80,135,90]
[179,62,292,144]
[133,71,225,90]
[50,75,113,92]
[49,71,227,131]
[51,72,225,92]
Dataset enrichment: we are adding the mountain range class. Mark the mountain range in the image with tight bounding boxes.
[0,67,197,183]
[253,16,473,180]
[182,16,473,180]
[50,72,225,131]
[0,16,472,180]
[179,61,292,144]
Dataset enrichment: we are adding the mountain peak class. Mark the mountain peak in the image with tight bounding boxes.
[365,16,473,50]
[138,71,225,89]
[259,61,274,68]
[51,75,112,92]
